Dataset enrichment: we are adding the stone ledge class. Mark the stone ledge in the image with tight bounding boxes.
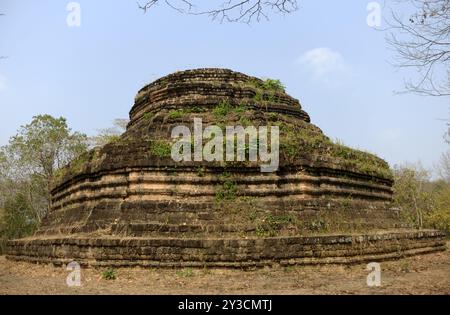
[6,230,446,268]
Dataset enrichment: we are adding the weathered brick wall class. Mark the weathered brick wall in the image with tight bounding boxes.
[7,230,446,267]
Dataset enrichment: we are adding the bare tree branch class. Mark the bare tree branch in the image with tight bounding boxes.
[137,0,298,23]
[386,0,450,97]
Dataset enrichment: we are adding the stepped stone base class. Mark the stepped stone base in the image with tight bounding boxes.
[6,230,446,268]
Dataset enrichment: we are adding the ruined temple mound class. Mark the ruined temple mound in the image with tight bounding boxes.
[6,68,446,267]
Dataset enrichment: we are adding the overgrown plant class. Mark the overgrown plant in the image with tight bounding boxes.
[102,268,117,280]
[261,79,285,92]
[149,140,172,157]
[215,172,237,202]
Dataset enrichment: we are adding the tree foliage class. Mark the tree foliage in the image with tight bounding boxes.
[0,115,88,251]
[393,161,450,232]
[393,163,431,228]
[2,115,87,203]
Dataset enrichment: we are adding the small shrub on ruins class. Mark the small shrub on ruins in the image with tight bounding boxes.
[235,104,247,114]
[256,225,271,237]
[213,101,233,119]
[309,219,328,232]
[261,79,285,92]
[212,101,246,121]
[268,112,279,121]
[238,116,251,127]
[168,110,185,120]
[149,140,172,158]
[215,173,237,202]
[215,180,237,201]
[143,112,154,121]
[248,211,258,222]
[252,90,264,102]
[196,166,205,177]
[177,268,194,278]
[189,106,203,113]
[254,214,296,237]
[265,214,294,229]
[102,268,116,280]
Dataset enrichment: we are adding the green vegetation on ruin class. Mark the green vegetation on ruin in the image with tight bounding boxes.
[196,166,206,177]
[215,172,238,202]
[215,195,376,237]
[238,78,286,107]
[278,122,392,179]
[261,79,285,92]
[167,107,206,121]
[53,150,92,183]
[149,139,172,158]
[102,268,117,280]
[168,109,185,120]
[212,100,246,121]
[244,78,285,92]
[143,112,154,121]
[177,268,194,278]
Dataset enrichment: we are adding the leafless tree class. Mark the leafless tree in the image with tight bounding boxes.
[435,149,450,182]
[386,0,450,97]
[137,0,298,23]
[88,118,129,148]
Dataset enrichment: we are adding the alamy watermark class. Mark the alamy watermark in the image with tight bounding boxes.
[366,262,381,287]
[366,2,381,27]
[170,118,279,172]
[66,261,81,287]
[66,2,81,27]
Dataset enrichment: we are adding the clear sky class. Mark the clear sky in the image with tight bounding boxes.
[0,0,448,172]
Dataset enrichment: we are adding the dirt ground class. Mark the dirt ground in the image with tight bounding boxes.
[1,244,449,295]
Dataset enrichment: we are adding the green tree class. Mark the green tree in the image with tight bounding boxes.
[0,115,88,228]
[0,188,40,253]
[392,163,432,228]
[393,162,450,233]
[1,192,38,239]
[427,185,450,232]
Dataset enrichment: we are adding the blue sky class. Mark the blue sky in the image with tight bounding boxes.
[0,0,448,171]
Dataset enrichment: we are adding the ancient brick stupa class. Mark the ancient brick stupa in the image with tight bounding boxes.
[7,69,445,267]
